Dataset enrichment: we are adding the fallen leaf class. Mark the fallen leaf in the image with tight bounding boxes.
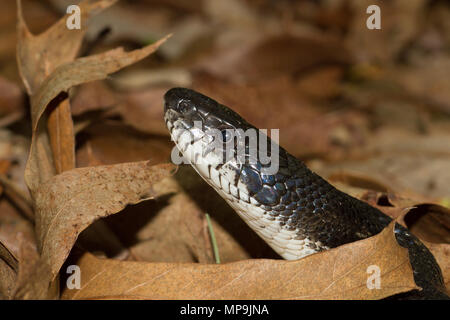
[24,36,170,193]
[312,127,450,199]
[0,198,35,258]
[117,86,176,136]
[28,35,171,133]
[198,34,351,82]
[16,0,118,192]
[61,221,417,300]
[76,122,173,167]
[390,56,450,114]
[328,171,390,193]
[17,0,170,193]
[403,204,450,244]
[0,76,24,127]
[0,240,17,272]
[12,233,42,299]
[71,81,117,116]
[0,240,18,299]
[16,0,118,95]
[346,0,426,63]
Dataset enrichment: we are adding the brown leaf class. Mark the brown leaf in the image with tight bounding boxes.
[16,0,117,193]
[71,81,116,116]
[0,160,10,195]
[28,36,170,134]
[17,0,170,193]
[24,37,171,192]
[346,0,426,63]
[75,123,173,168]
[0,200,37,299]
[0,198,35,257]
[16,0,118,95]
[0,257,16,299]
[0,240,17,272]
[61,221,417,300]
[328,171,390,194]
[0,241,18,299]
[314,127,450,199]
[118,87,174,136]
[12,233,43,299]
[198,34,350,82]
[15,161,175,299]
[389,56,450,114]
[403,204,450,244]
[0,76,24,127]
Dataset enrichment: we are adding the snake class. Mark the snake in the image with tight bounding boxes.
[163,87,448,299]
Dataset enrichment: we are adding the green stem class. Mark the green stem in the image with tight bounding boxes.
[205,213,220,264]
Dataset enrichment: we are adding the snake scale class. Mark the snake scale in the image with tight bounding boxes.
[163,87,448,299]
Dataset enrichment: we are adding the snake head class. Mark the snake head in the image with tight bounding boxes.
[164,87,251,131]
[164,88,243,175]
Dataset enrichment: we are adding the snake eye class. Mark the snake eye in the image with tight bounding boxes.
[178,99,192,113]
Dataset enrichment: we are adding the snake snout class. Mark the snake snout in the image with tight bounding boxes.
[165,88,202,119]
[164,87,185,112]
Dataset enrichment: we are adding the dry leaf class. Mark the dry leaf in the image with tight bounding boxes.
[198,34,351,82]
[0,240,18,299]
[24,36,170,192]
[0,76,24,127]
[118,87,175,136]
[15,161,175,299]
[17,0,170,193]
[28,36,170,135]
[16,0,117,192]
[0,198,35,258]
[328,171,390,194]
[346,0,426,63]
[61,221,417,300]
[71,81,117,116]
[12,233,42,299]
[75,123,173,168]
[0,240,18,272]
[16,0,118,95]
[403,204,450,244]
